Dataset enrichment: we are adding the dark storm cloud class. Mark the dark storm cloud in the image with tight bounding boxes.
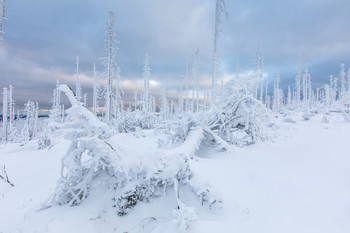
[1,0,349,109]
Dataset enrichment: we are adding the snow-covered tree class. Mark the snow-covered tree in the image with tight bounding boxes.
[142,54,151,112]
[324,84,331,107]
[46,84,115,206]
[1,85,16,143]
[151,96,156,113]
[185,61,190,113]
[192,49,200,112]
[210,69,270,146]
[178,87,184,115]
[103,11,118,124]
[273,72,281,112]
[8,85,14,134]
[330,75,338,104]
[295,56,301,105]
[302,63,309,104]
[160,83,168,120]
[46,84,220,222]
[339,63,346,100]
[287,86,292,108]
[211,0,227,107]
[75,55,82,102]
[308,71,312,106]
[92,63,100,116]
[113,66,123,119]
[21,100,39,142]
[167,69,270,148]
[265,80,269,108]
[255,43,264,102]
[50,80,63,124]
[1,87,8,142]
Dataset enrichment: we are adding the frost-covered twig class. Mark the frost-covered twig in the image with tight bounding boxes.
[0,165,14,187]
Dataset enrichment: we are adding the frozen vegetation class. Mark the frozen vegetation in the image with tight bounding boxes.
[1,0,350,232]
[1,55,350,231]
[1,103,350,233]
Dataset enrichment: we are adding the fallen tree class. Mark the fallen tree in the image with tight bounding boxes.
[45,84,220,231]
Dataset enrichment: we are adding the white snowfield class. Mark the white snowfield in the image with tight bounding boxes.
[1,113,350,233]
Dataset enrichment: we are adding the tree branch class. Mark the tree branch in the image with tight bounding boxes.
[0,165,14,187]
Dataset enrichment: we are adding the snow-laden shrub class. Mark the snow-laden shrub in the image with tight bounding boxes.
[156,114,198,147]
[37,130,53,150]
[206,98,269,146]
[302,110,313,121]
[207,71,270,146]
[46,84,221,221]
[116,110,159,133]
[161,71,271,149]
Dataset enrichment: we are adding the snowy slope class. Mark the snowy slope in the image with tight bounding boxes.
[191,114,350,233]
[1,113,350,233]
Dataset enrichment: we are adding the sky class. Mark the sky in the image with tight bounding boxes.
[0,0,350,110]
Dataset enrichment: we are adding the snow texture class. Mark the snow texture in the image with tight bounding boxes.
[1,111,350,233]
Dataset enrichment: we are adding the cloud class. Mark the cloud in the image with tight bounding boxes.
[1,0,350,110]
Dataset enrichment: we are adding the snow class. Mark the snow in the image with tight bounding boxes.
[192,118,350,233]
[1,113,350,233]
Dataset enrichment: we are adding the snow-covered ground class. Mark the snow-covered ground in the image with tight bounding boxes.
[1,112,350,233]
